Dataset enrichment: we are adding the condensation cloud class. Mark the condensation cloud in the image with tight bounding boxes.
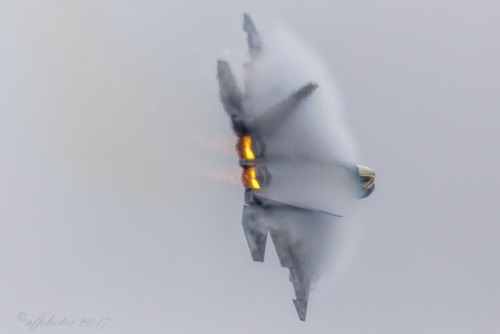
[219,17,365,292]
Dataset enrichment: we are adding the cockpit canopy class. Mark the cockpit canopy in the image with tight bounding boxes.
[356,165,376,198]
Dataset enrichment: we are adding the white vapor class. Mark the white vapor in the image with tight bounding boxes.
[221,17,364,291]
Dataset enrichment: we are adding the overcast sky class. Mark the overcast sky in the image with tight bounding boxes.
[1,1,499,333]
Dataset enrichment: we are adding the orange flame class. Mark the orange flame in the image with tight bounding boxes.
[236,135,255,160]
[241,167,261,189]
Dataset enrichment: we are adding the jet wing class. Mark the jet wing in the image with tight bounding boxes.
[242,194,336,321]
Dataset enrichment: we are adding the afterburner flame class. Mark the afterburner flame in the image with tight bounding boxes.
[242,167,261,189]
[237,135,256,160]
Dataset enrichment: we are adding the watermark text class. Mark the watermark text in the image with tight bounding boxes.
[17,312,112,332]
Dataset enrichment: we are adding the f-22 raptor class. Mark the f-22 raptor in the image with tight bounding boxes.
[216,14,375,321]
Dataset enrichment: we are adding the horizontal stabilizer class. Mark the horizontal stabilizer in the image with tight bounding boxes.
[217,60,242,111]
[217,60,248,135]
[242,205,268,262]
[255,82,318,135]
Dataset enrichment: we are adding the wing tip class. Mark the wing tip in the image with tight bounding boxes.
[293,299,308,321]
[251,252,265,262]
[243,13,253,30]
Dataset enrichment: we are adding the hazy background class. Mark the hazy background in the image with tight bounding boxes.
[1,1,499,333]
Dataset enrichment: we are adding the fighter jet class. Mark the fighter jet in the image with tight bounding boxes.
[216,13,375,321]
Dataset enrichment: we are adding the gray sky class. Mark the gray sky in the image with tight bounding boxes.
[1,1,499,333]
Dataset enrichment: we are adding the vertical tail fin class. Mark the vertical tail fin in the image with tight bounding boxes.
[242,204,269,262]
[243,13,262,58]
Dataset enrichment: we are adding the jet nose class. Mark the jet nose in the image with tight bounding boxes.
[356,165,375,198]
